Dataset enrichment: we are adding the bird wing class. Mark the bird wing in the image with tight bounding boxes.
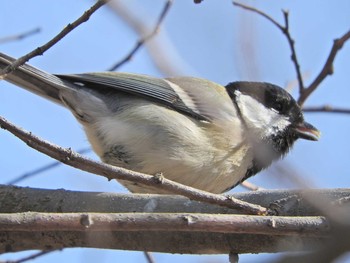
[57,73,237,123]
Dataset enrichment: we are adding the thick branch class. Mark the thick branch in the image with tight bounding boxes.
[1,229,326,254]
[0,212,329,236]
[2,186,348,254]
[2,185,349,216]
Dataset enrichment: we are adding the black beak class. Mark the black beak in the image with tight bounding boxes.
[294,122,320,141]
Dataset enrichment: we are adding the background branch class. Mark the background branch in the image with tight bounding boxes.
[107,1,190,76]
[303,105,350,114]
[108,0,173,71]
[0,28,41,44]
[6,147,91,185]
[0,0,109,77]
[298,30,350,105]
[233,2,350,107]
[233,1,304,92]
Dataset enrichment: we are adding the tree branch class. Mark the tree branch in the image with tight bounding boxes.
[0,115,266,215]
[2,185,349,254]
[303,105,350,115]
[240,181,264,191]
[298,30,350,105]
[107,1,189,76]
[0,212,329,236]
[0,0,109,78]
[233,1,304,92]
[233,2,350,107]
[6,147,91,185]
[0,28,41,44]
[2,250,56,263]
[108,0,173,71]
[3,185,349,216]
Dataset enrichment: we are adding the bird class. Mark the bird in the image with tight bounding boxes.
[0,53,320,194]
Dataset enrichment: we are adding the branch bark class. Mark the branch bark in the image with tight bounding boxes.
[1,185,350,254]
[0,212,328,236]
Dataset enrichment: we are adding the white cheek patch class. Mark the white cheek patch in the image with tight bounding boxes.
[235,91,290,137]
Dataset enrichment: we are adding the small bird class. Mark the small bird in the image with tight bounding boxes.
[0,53,320,194]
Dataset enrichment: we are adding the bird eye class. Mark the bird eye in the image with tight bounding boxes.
[273,101,285,112]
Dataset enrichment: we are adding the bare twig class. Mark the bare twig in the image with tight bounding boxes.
[3,250,56,263]
[0,28,41,44]
[0,115,267,215]
[229,253,239,263]
[6,147,91,185]
[240,181,264,191]
[108,0,173,71]
[143,252,156,263]
[0,0,109,78]
[107,1,189,76]
[298,30,350,106]
[233,1,304,93]
[282,10,304,93]
[233,2,283,30]
[233,2,350,107]
[303,105,350,115]
[0,212,329,236]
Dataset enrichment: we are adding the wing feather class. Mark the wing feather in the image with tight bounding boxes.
[57,73,209,121]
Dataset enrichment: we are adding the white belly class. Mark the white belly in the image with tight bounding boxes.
[83,102,252,194]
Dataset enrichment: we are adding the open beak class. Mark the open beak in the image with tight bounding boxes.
[294,122,320,141]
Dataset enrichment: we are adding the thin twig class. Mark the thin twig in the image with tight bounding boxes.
[4,250,57,263]
[233,1,304,93]
[233,1,283,30]
[107,1,188,76]
[233,2,350,107]
[298,30,350,106]
[0,115,267,215]
[0,28,41,44]
[108,0,173,71]
[303,105,350,115]
[229,253,239,263]
[240,181,264,191]
[143,252,156,263]
[282,10,304,93]
[0,0,109,78]
[6,148,91,185]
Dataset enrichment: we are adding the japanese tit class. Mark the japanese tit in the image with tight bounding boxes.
[0,53,319,194]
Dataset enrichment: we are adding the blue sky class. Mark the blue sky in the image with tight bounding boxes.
[1,1,350,262]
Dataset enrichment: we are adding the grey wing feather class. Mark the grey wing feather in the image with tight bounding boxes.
[57,73,209,121]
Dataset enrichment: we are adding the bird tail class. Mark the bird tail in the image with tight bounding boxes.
[0,52,76,106]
